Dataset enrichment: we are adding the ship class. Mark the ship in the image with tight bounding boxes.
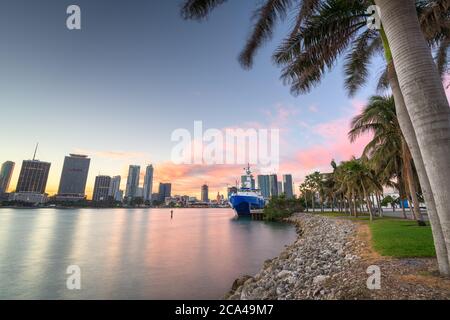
[229,165,266,216]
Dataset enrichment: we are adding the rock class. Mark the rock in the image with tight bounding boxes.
[277,270,293,279]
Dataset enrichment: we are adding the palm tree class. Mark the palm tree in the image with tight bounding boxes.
[348,95,425,223]
[374,0,450,276]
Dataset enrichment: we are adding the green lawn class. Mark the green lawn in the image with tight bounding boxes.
[369,219,435,258]
[315,212,436,258]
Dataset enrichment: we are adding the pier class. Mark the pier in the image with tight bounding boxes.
[250,209,264,220]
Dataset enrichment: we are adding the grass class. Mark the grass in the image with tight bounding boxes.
[314,212,436,258]
[369,219,435,258]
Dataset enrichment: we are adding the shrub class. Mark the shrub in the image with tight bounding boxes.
[263,195,304,221]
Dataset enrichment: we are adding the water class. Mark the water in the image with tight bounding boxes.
[0,208,296,299]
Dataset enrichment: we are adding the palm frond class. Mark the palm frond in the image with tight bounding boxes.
[181,0,228,20]
[344,30,382,96]
[239,0,294,69]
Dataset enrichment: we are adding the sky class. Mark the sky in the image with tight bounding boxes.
[1,0,443,199]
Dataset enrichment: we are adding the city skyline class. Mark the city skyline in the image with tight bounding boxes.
[0,150,301,200]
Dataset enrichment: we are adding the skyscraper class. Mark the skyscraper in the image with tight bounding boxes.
[201,184,209,202]
[57,154,90,201]
[92,175,111,202]
[257,175,270,198]
[158,183,171,202]
[278,181,283,195]
[143,164,154,202]
[125,165,140,199]
[0,161,15,194]
[16,160,51,194]
[269,174,278,197]
[283,174,294,199]
[108,175,122,201]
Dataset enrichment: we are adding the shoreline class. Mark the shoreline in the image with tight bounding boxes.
[225,213,450,300]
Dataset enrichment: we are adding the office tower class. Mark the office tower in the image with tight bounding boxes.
[269,174,278,197]
[278,181,283,195]
[241,175,255,189]
[57,154,90,201]
[158,183,171,202]
[116,190,124,202]
[283,174,294,199]
[16,160,51,193]
[125,165,140,199]
[201,184,209,202]
[108,175,121,201]
[257,175,270,198]
[0,161,15,194]
[143,165,154,202]
[92,175,111,202]
[136,187,144,198]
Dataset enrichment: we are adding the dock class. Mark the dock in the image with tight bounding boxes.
[250,209,264,220]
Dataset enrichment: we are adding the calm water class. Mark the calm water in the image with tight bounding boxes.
[0,208,296,299]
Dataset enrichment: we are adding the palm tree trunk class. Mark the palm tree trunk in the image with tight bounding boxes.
[376,192,383,217]
[311,193,315,213]
[387,62,450,274]
[362,183,373,222]
[376,0,450,275]
[402,138,424,223]
[353,194,358,218]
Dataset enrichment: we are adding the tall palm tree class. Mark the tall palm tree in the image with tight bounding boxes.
[334,157,381,220]
[348,95,425,223]
[374,0,450,277]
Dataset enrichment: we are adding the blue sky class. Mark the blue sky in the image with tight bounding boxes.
[0,0,385,197]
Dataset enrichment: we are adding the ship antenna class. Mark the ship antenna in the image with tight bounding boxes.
[32,142,39,160]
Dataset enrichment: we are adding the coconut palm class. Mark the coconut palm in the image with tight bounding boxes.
[374,0,450,277]
[334,157,382,220]
[348,95,425,223]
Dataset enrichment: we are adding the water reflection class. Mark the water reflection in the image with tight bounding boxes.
[0,208,296,299]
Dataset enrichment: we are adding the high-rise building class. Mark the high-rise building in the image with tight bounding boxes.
[158,183,171,202]
[278,181,283,195]
[136,187,144,198]
[269,174,278,197]
[283,174,294,199]
[92,175,111,202]
[125,165,140,199]
[57,154,90,201]
[201,184,209,202]
[16,160,51,194]
[143,165,154,202]
[257,175,270,198]
[108,175,122,201]
[0,161,15,194]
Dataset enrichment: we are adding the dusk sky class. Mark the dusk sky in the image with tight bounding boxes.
[2,0,438,198]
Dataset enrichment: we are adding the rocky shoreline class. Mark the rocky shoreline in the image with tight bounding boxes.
[226,213,361,300]
[226,212,450,300]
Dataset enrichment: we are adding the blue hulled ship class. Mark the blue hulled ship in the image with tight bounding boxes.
[229,165,266,216]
